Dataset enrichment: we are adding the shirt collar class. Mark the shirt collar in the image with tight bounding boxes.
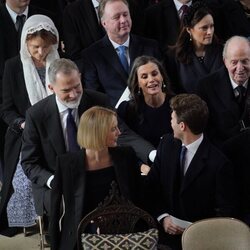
[109,36,130,50]
[6,3,28,24]
[173,0,192,12]
[55,96,70,113]
[184,133,204,154]
[92,0,99,9]
[228,75,248,90]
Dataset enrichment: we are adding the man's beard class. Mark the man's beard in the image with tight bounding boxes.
[59,92,83,109]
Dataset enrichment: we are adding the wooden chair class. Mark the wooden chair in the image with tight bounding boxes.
[77,181,160,250]
[182,217,250,250]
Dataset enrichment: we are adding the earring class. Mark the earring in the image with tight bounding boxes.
[189,34,192,41]
[138,87,141,95]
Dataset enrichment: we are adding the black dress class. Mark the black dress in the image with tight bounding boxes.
[117,95,173,148]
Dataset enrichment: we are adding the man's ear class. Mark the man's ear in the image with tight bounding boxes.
[48,84,54,93]
[180,121,186,131]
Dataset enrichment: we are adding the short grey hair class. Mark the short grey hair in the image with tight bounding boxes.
[223,36,250,60]
[48,58,79,84]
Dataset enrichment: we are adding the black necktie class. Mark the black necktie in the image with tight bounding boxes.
[16,14,26,39]
[180,146,187,176]
[236,85,246,112]
[180,5,189,20]
[66,108,79,152]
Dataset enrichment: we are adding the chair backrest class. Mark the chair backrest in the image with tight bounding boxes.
[77,182,158,250]
[182,217,250,250]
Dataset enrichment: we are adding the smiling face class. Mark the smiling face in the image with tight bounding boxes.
[224,38,250,85]
[49,69,83,109]
[27,36,53,64]
[188,14,214,49]
[137,62,164,98]
[101,0,132,43]
[106,115,121,147]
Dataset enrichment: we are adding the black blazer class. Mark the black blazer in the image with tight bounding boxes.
[197,66,250,146]
[146,134,235,250]
[144,0,181,51]
[0,56,31,231]
[21,90,110,215]
[164,44,224,94]
[50,147,141,250]
[223,130,250,225]
[147,134,235,221]
[80,34,162,106]
[62,0,105,61]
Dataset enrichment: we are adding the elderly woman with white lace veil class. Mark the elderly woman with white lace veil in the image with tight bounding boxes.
[0,14,59,233]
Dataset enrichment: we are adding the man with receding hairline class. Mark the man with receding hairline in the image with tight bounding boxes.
[80,0,161,107]
[197,35,250,146]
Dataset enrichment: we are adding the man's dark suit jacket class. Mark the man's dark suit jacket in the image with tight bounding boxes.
[50,147,141,250]
[197,66,250,146]
[223,129,250,226]
[21,90,154,215]
[62,0,105,61]
[147,134,235,249]
[144,0,182,51]
[21,90,110,215]
[80,34,161,107]
[0,56,31,231]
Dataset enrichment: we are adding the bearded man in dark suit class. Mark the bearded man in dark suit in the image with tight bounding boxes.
[21,58,154,219]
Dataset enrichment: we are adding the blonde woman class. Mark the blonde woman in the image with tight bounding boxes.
[50,106,142,250]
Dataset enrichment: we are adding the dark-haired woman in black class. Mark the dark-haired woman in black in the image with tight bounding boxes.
[164,1,224,94]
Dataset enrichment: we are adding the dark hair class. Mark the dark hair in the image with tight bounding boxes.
[26,29,57,45]
[128,55,170,109]
[125,56,171,125]
[170,94,208,134]
[173,1,217,64]
[98,0,129,20]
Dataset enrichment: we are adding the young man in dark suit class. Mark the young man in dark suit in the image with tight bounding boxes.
[80,0,161,107]
[147,94,235,250]
[197,36,250,147]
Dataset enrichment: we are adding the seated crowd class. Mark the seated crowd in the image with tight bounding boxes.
[0,0,250,250]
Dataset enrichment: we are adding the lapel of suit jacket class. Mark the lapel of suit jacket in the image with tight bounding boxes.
[80,0,104,41]
[180,138,208,193]
[213,67,240,119]
[1,5,18,48]
[71,150,86,222]
[203,44,222,73]
[43,95,66,155]
[162,0,181,42]
[165,138,183,199]
[129,35,144,66]
[99,35,128,83]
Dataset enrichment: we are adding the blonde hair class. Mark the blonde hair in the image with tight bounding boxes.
[77,106,117,150]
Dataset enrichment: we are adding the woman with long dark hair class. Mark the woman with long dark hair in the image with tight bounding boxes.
[164,1,224,94]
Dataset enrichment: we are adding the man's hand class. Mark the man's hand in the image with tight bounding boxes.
[162,216,185,235]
